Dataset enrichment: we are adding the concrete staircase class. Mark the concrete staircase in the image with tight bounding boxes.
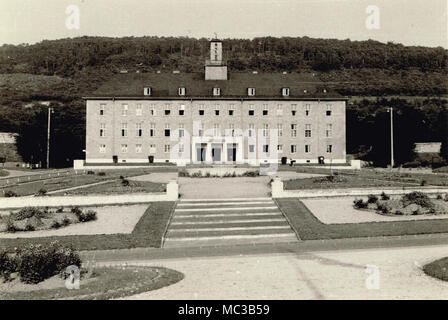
[163,198,299,248]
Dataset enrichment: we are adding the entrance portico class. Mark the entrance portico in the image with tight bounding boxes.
[191,136,243,164]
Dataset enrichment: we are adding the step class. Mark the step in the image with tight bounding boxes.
[179,197,272,203]
[169,225,291,232]
[177,201,275,208]
[170,218,286,226]
[170,220,288,229]
[171,214,285,223]
[163,235,299,248]
[164,233,298,243]
[172,212,283,219]
[175,206,278,213]
[166,227,294,239]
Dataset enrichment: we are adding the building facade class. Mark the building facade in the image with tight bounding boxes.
[84,40,347,166]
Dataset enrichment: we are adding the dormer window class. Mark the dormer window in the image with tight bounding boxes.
[213,87,221,96]
[282,88,290,97]
[143,87,152,96]
[247,88,255,96]
[178,87,186,96]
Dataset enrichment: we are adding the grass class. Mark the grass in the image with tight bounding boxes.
[0,266,183,300]
[0,169,9,177]
[434,166,448,174]
[423,257,448,282]
[276,198,448,240]
[52,180,166,195]
[0,167,177,196]
[0,201,176,251]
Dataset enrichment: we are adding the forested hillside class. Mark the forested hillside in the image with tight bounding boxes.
[0,36,446,167]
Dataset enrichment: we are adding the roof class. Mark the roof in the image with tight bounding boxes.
[87,72,344,99]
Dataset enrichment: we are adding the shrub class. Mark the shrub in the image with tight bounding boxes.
[437,194,443,200]
[6,218,17,232]
[71,207,82,216]
[51,220,61,229]
[4,190,18,197]
[445,194,448,202]
[87,170,95,175]
[377,203,390,214]
[401,192,434,209]
[380,192,390,200]
[353,199,368,209]
[16,241,81,284]
[367,194,378,204]
[61,218,71,227]
[56,206,64,213]
[121,178,130,186]
[0,250,18,282]
[97,172,106,176]
[178,171,189,177]
[421,180,427,186]
[24,223,35,231]
[76,209,97,223]
[36,188,47,196]
[242,170,260,177]
[10,207,44,221]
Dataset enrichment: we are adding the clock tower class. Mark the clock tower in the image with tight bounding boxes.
[205,39,227,80]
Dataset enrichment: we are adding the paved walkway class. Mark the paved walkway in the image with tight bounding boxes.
[115,244,448,299]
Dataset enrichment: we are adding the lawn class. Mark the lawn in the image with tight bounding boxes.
[276,198,448,240]
[0,265,183,300]
[0,167,177,196]
[51,179,166,195]
[423,257,448,282]
[0,201,176,251]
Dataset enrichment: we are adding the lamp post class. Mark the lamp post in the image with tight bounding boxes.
[387,107,394,169]
[46,107,54,169]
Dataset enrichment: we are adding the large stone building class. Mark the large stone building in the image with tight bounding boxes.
[84,39,347,166]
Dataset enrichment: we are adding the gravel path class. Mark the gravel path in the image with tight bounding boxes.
[117,244,448,299]
[0,204,148,238]
[302,196,448,224]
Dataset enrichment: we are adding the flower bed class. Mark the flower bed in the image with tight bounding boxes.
[353,192,448,216]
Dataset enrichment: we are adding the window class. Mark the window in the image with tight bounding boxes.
[291,145,297,153]
[121,144,128,153]
[164,144,171,153]
[263,104,268,116]
[136,123,142,137]
[178,124,184,137]
[149,144,156,153]
[149,123,156,137]
[248,124,254,137]
[198,123,204,137]
[248,104,254,116]
[143,87,152,96]
[122,104,128,116]
[291,124,297,137]
[326,124,333,137]
[229,124,235,137]
[282,88,290,97]
[99,144,106,153]
[277,124,283,137]
[121,123,128,137]
[150,104,156,116]
[100,104,105,115]
[136,104,143,116]
[179,143,185,153]
[327,145,333,153]
[178,87,186,96]
[277,104,283,116]
[277,144,283,153]
[215,104,220,116]
[213,124,220,137]
[305,104,311,116]
[263,124,269,137]
[164,124,170,137]
[213,87,221,96]
[100,123,106,137]
[179,104,185,116]
[305,124,311,137]
[247,88,255,96]
[164,104,171,115]
[136,144,142,153]
[305,145,311,153]
[249,145,255,153]
[326,104,332,116]
[263,145,269,153]
[291,104,297,116]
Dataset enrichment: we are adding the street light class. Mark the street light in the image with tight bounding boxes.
[387,107,394,169]
[46,107,54,169]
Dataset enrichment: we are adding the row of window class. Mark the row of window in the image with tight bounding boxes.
[142,87,299,97]
[99,103,333,117]
[98,144,333,154]
[99,123,333,138]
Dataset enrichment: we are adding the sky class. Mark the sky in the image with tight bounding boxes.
[0,0,447,48]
